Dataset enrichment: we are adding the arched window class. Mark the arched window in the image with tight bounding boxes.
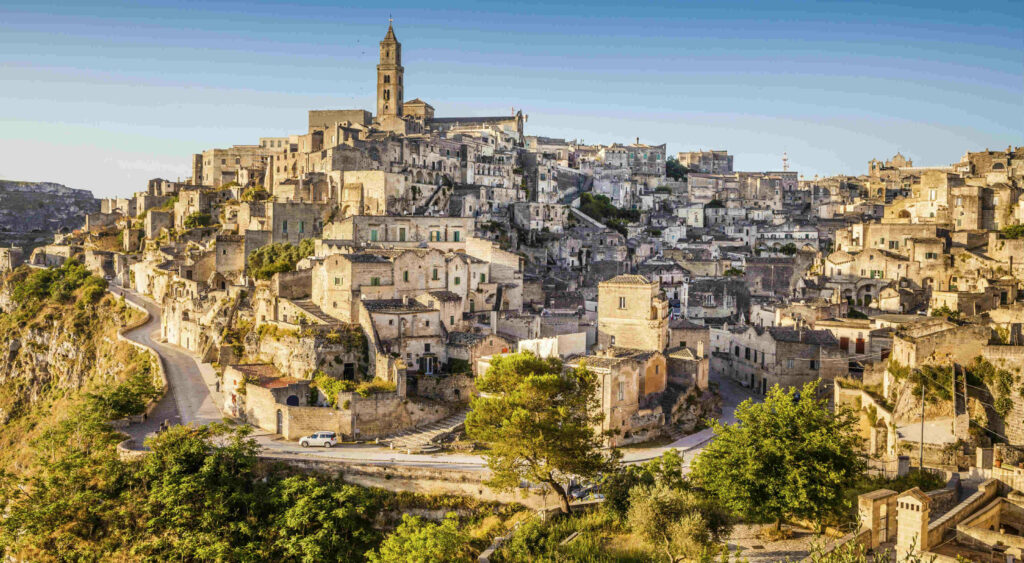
[384,75,390,84]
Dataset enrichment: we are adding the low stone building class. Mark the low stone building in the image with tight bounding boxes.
[566,348,668,447]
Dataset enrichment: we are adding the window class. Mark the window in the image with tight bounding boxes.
[389,319,394,325]
[925,252,938,259]
[454,276,461,286]
[787,359,794,369]
[810,360,818,370]
[480,273,486,283]
[299,221,304,234]
[734,346,740,357]
[334,277,341,286]
[450,316,454,325]
[929,189,937,201]
[370,229,378,242]
[618,296,626,309]
[453,231,461,242]
[399,227,406,242]
[744,347,750,360]
[221,159,226,165]
[889,240,898,249]
[403,271,409,282]
[432,268,439,281]
[282,220,288,234]
[424,344,431,353]
[617,382,624,401]
[370,277,380,286]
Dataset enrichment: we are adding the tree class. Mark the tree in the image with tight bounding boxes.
[602,449,687,517]
[136,423,267,560]
[268,476,380,562]
[666,156,690,181]
[366,513,472,563]
[779,242,798,256]
[247,239,316,280]
[1000,224,1024,239]
[691,381,865,531]
[627,483,732,562]
[464,352,616,513]
[930,305,961,322]
[183,212,212,229]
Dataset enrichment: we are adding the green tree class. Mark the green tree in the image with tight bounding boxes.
[268,476,380,562]
[602,449,687,517]
[366,513,472,563]
[247,239,316,280]
[183,211,213,229]
[929,305,961,322]
[779,242,798,256]
[465,352,615,513]
[627,483,732,562]
[1000,224,1024,239]
[136,423,266,560]
[665,156,689,181]
[691,381,865,531]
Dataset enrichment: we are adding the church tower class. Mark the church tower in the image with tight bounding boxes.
[376,21,403,119]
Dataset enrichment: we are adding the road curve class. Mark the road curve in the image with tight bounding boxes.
[114,286,742,469]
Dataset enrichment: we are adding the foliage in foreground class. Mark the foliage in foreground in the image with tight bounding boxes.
[627,483,732,562]
[692,381,866,531]
[465,352,616,514]
[366,513,473,563]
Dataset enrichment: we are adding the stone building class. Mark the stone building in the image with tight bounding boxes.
[676,150,733,174]
[566,348,668,446]
[597,274,669,351]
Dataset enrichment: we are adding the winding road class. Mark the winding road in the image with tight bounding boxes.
[115,285,754,469]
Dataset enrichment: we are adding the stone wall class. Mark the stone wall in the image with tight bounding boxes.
[926,478,999,549]
[342,392,450,441]
[415,373,475,403]
[260,455,555,509]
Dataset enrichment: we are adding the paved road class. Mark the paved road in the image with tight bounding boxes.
[117,287,757,468]
[115,286,223,446]
[896,417,956,445]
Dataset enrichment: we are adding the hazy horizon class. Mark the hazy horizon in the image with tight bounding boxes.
[1,0,1022,198]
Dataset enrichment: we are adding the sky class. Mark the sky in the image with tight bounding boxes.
[1,0,1022,198]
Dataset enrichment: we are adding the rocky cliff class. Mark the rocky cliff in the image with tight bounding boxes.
[0,266,146,470]
[0,180,99,250]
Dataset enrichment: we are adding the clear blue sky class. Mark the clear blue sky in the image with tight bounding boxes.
[1,0,1021,197]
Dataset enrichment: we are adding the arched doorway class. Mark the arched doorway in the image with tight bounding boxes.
[286,395,299,407]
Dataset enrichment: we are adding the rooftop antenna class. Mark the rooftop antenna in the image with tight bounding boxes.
[782,152,790,172]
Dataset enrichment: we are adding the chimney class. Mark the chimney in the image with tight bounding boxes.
[635,137,639,145]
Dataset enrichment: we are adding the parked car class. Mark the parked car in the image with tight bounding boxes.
[299,431,337,448]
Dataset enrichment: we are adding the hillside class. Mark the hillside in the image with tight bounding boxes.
[0,262,152,470]
[0,180,99,250]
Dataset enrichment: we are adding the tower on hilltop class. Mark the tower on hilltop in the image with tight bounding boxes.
[376,20,404,119]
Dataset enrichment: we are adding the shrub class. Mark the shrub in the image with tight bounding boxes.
[183,212,212,229]
[247,239,315,280]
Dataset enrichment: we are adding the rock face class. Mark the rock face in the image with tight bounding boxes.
[0,180,99,248]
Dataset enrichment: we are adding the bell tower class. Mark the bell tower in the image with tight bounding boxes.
[376,20,403,118]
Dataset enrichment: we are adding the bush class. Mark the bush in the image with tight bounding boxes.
[183,212,212,229]
[247,239,315,280]
[1000,224,1024,239]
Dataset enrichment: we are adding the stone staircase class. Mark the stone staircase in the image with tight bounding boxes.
[381,409,468,454]
[290,298,340,325]
[659,381,690,440]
